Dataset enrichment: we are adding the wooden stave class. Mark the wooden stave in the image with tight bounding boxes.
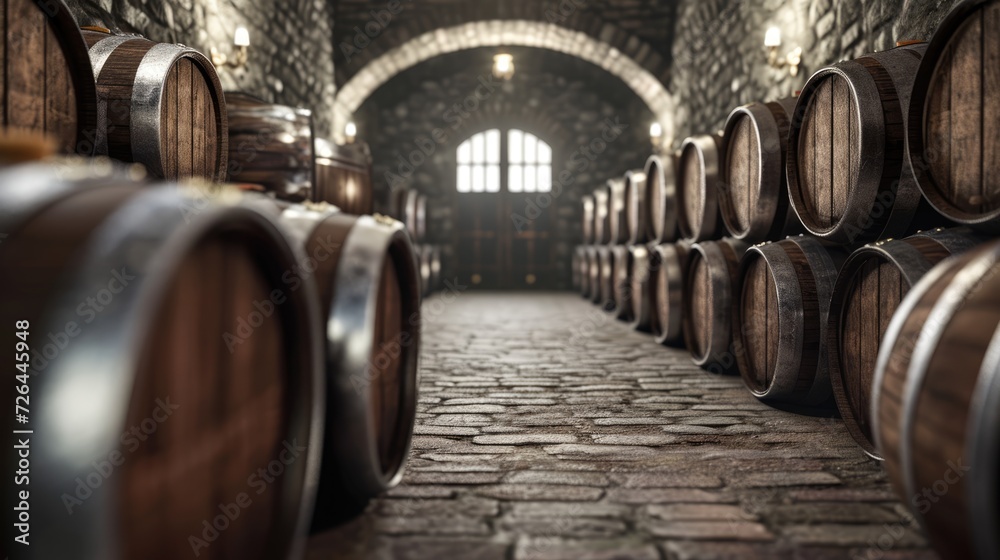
[81,29,229,182]
[734,236,845,405]
[1,0,99,155]
[279,208,420,531]
[0,162,323,560]
[606,177,629,245]
[225,91,316,200]
[651,241,691,346]
[623,169,649,245]
[629,244,655,332]
[907,0,1000,231]
[828,227,982,458]
[644,153,680,243]
[682,238,749,372]
[592,185,611,245]
[611,245,632,321]
[786,44,930,246]
[872,240,1000,559]
[678,134,725,242]
[721,98,802,242]
[582,194,596,244]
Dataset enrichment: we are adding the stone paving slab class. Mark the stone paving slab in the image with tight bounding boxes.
[307,293,937,559]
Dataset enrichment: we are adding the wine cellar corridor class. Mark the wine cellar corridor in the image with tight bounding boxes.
[307,293,932,560]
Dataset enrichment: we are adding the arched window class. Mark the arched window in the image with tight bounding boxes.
[457,129,551,193]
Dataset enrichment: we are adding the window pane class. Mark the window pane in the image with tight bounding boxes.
[508,129,523,164]
[457,140,472,164]
[472,165,485,192]
[457,165,471,192]
[486,165,500,192]
[524,165,537,192]
[537,141,552,164]
[509,164,523,192]
[486,129,500,164]
[472,133,485,163]
[524,133,537,164]
[538,165,552,192]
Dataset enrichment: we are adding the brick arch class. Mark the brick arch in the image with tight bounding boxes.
[334,20,675,145]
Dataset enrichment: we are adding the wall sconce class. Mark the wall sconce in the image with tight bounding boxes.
[764,26,802,77]
[649,122,663,151]
[211,26,250,69]
[492,52,515,81]
[344,121,358,144]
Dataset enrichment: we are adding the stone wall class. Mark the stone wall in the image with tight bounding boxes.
[64,0,337,135]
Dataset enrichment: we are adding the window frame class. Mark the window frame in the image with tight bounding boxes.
[456,128,552,194]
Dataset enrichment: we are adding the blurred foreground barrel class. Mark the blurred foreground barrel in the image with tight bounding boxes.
[787,43,933,245]
[683,238,749,372]
[873,239,1000,560]
[652,241,691,346]
[611,245,632,320]
[678,134,724,242]
[644,154,679,243]
[606,177,628,245]
[225,92,315,200]
[908,0,1000,231]
[314,139,374,215]
[624,169,648,244]
[1,0,97,155]
[735,237,845,405]
[81,29,227,181]
[828,228,981,458]
[277,207,420,531]
[0,161,321,560]
[721,98,801,242]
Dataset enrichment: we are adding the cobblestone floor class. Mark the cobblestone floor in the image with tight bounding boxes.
[307,293,937,560]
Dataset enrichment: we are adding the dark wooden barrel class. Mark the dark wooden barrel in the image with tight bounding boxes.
[873,239,1000,560]
[593,185,611,245]
[683,238,749,372]
[629,244,654,332]
[314,138,375,216]
[606,177,629,245]
[678,134,724,242]
[828,228,982,458]
[611,245,632,320]
[225,92,315,200]
[787,43,936,245]
[597,246,615,310]
[80,29,227,181]
[0,162,321,560]
[721,98,802,242]
[735,237,846,405]
[588,246,603,304]
[624,169,649,245]
[573,245,584,291]
[644,153,679,243]
[908,0,1000,231]
[0,0,97,155]
[582,194,595,244]
[652,241,692,346]
[277,207,420,531]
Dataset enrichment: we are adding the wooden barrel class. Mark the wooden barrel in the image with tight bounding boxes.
[0,0,98,155]
[277,207,420,531]
[873,239,1000,560]
[593,185,611,245]
[582,194,595,244]
[588,246,603,304]
[606,177,629,245]
[629,244,654,331]
[623,169,649,245]
[611,245,632,320]
[0,161,322,560]
[787,43,936,245]
[597,246,615,310]
[721,98,802,242]
[828,228,982,458]
[572,245,584,291]
[908,0,1000,231]
[651,241,692,346]
[678,134,724,242]
[314,138,375,216]
[80,29,227,181]
[735,237,846,405]
[225,92,315,201]
[683,238,749,372]
[644,153,679,243]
